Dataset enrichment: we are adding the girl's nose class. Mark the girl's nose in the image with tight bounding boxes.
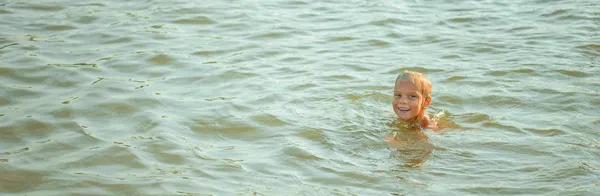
[397,96,408,104]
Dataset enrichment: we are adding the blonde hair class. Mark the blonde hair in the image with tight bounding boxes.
[395,70,432,117]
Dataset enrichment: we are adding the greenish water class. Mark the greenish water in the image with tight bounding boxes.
[1,0,599,195]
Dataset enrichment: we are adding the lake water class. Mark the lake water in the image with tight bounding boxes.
[1,0,599,195]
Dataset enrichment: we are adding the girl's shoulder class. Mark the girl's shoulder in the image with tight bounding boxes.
[423,116,439,130]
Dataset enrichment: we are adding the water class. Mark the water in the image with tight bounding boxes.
[1,0,599,195]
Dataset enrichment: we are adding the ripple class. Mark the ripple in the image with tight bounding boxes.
[12,4,65,11]
[440,54,461,59]
[278,56,306,63]
[75,15,99,24]
[281,146,321,160]
[555,69,587,77]
[191,49,229,57]
[296,127,327,142]
[51,106,74,118]
[75,145,147,169]
[484,142,556,157]
[575,44,600,53]
[172,16,216,25]
[3,85,44,101]
[0,169,48,193]
[287,82,317,91]
[284,1,308,6]
[482,122,524,134]
[541,9,570,17]
[457,185,553,195]
[485,68,537,77]
[443,76,467,82]
[144,141,187,165]
[479,95,523,107]
[188,116,260,139]
[592,98,600,106]
[368,18,404,26]
[248,93,284,106]
[448,17,473,23]
[247,32,287,40]
[102,37,134,44]
[0,118,56,145]
[327,36,355,42]
[385,67,445,74]
[513,68,536,73]
[45,25,76,31]
[523,127,567,136]
[528,87,561,94]
[148,54,174,65]
[0,96,7,105]
[455,113,491,123]
[250,113,289,127]
[97,102,139,116]
[556,14,588,21]
[437,95,464,105]
[367,39,391,47]
[129,97,163,108]
[507,26,536,32]
[0,147,29,156]
[325,74,356,81]
[486,70,508,76]
[1,66,53,84]
[218,69,259,80]
[204,96,236,102]
[344,91,389,102]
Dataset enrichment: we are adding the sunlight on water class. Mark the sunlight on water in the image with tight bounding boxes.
[1,0,599,195]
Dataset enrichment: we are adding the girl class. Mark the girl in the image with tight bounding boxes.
[392,70,437,129]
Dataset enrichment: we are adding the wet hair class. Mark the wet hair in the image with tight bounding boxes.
[395,70,432,108]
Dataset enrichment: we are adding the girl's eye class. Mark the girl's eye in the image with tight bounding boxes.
[410,95,417,98]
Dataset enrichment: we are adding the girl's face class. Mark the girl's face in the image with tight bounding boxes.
[393,81,426,121]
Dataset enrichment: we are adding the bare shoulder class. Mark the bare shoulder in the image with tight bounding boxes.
[424,116,440,130]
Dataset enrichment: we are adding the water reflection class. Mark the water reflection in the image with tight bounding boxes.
[385,120,435,168]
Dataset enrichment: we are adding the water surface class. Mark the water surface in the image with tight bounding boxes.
[1,0,599,195]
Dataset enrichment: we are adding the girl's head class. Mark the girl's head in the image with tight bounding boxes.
[393,70,432,123]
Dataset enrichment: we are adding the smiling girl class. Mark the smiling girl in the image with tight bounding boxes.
[392,70,437,129]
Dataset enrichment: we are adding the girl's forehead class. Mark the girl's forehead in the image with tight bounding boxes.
[394,81,419,91]
[395,80,417,86]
